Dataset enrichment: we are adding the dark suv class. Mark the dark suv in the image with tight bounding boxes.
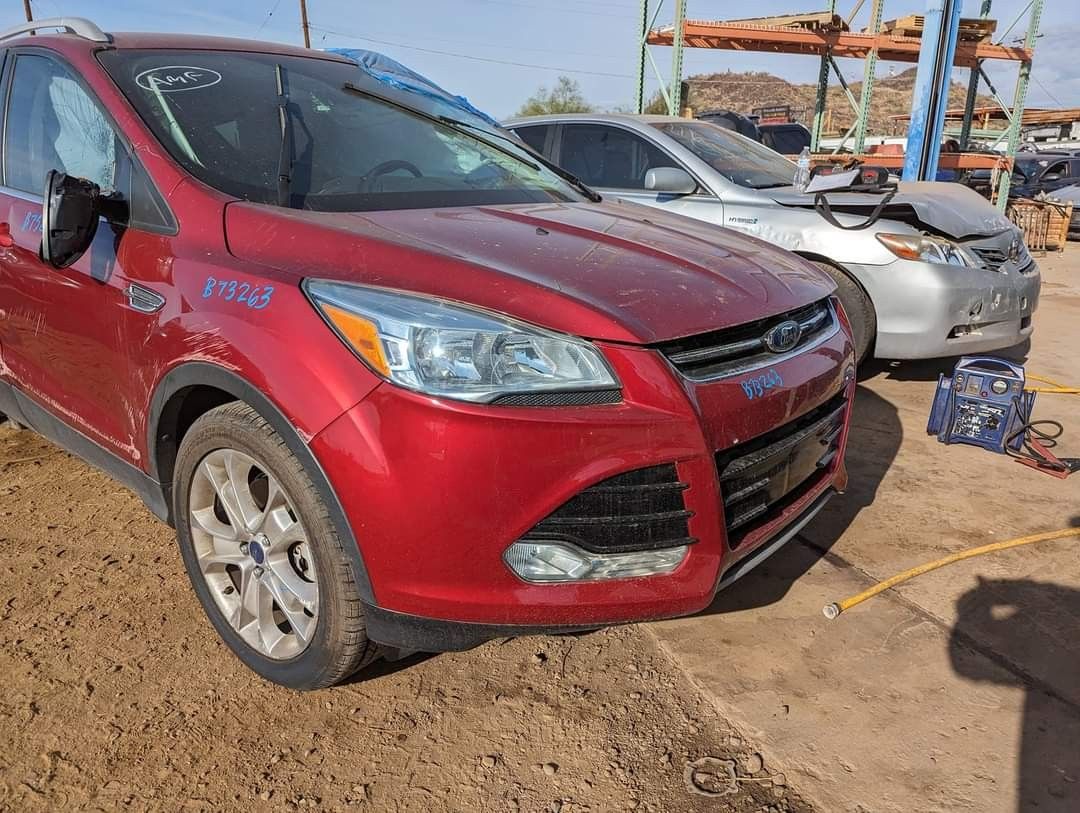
[0,19,854,689]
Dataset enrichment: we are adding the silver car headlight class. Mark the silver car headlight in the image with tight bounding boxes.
[305,281,619,403]
[876,233,982,268]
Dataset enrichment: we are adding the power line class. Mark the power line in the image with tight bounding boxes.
[254,0,284,37]
[308,24,635,79]
[1031,74,1065,108]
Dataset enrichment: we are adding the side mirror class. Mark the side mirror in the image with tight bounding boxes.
[41,169,101,269]
[644,167,697,195]
[1041,172,1062,183]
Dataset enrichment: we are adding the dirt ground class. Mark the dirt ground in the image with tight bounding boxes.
[0,432,804,810]
[3,245,1078,813]
[652,244,1080,813]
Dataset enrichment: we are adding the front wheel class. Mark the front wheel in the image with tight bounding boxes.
[173,402,380,689]
[810,260,876,364]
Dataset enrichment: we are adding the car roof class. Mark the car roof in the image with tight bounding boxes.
[2,27,354,64]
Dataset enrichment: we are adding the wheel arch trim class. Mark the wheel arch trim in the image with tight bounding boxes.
[148,362,376,603]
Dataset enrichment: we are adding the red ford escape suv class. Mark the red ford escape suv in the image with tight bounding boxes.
[0,19,855,689]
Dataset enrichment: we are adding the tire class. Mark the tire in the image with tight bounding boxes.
[809,260,876,364]
[173,401,380,689]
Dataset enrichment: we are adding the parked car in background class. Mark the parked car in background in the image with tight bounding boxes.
[505,113,1041,363]
[758,122,811,155]
[693,109,811,155]
[1010,150,1080,198]
[695,108,760,141]
[0,20,856,689]
[1046,183,1080,240]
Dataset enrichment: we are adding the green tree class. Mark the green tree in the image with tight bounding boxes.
[515,76,594,117]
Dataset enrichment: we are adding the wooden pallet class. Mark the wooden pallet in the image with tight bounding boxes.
[877,15,997,42]
[723,11,849,32]
[1007,199,1073,253]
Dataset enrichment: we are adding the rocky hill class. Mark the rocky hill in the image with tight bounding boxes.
[683,67,994,135]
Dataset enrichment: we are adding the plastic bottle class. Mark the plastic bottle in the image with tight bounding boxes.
[794,146,811,192]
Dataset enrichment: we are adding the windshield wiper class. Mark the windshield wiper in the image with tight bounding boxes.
[438,115,603,203]
[275,64,294,207]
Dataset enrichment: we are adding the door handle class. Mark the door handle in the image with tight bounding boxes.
[125,283,165,314]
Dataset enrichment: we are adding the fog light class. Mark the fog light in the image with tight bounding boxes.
[504,540,688,583]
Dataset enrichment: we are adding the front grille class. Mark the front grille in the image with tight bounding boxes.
[523,464,695,553]
[970,244,1035,275]
[716,393,846,547]
[656,299,837,380]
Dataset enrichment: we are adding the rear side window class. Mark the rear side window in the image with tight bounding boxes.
[513,125,551,156]
[558,124,678,190]
[4,54,117,194]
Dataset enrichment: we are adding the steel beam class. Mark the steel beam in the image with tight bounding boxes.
[995,0,1043,209]
[960,0,993,149]
[853,0,884,153]
[903,0,963,181]
[810,0,837,152]
[668,0,686,115]
[635,0,649,113]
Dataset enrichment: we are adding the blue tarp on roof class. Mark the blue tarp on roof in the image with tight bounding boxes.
[327,48,500,128]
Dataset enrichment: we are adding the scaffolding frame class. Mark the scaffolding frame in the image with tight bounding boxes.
[635,0,1044,210]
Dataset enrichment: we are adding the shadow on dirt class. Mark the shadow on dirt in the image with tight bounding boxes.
[698,382,902,615]
[859,339,1031,383]
[949,519,1080,811]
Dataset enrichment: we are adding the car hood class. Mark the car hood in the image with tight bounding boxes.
[224,198,834,344]
[769,180,1013,239]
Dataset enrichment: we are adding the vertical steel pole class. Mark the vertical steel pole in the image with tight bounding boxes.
[810,0,836,152]
[995,0,1043,210]
[669,0,685,116]
[903,0,962,181]
[960,0,992,149]
[636,0,649,114]
[853,0,884,154]
[22,0,31,23]
[299,0,311,48]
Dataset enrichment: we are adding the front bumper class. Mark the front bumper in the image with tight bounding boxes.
[310,324,854,650]
[848,256,1041,360]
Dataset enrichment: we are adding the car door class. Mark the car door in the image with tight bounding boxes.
[550,122,726,224]
[0,49,166,463]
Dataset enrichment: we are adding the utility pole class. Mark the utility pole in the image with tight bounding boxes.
[298,0,311,48]
[22,0,32,23]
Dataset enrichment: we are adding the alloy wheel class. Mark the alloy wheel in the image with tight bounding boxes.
[188,448,319,660]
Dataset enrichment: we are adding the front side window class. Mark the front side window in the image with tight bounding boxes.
[4,54,118,194]
[98,50,584,212]
[654,121,795,190]
[558,124,678,190]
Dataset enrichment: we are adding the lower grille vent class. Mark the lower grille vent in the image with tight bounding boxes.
[524,464,695,554]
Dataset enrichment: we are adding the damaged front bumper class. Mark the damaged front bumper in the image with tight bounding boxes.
[847,253,1040,360]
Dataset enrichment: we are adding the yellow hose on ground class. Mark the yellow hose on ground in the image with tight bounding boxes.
[1027,374,1080,395]
[822,527,1080,620]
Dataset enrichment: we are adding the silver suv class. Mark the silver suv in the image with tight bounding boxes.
[506,114,1040,362]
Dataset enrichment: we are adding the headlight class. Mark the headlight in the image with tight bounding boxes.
[305,281,619,403]
[876,233,982,268]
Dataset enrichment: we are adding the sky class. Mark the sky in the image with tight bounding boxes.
[9,0,1076,120]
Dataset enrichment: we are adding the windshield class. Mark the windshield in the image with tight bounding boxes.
[98,50,582,212]
[653,121,795,189]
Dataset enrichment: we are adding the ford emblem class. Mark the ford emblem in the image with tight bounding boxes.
[763,320,802,354]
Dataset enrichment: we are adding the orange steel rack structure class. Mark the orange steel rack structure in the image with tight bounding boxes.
[635,1,1044,208]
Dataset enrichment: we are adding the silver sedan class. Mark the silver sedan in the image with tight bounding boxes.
[505,113,1040,362]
